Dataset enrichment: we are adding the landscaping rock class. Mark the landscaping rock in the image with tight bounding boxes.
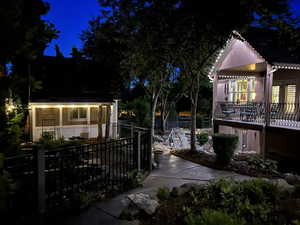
[154,135,164,143]
[284,173,300,186]
[269,178,294,192]
[153,142,169,152]
[127,193,159,215]
[119,220,140,225]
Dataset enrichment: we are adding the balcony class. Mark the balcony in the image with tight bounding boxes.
[214,102,300,129]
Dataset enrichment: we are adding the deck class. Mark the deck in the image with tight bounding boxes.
[214,102,300,130]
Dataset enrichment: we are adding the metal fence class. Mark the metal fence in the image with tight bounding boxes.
[4,132,151,215]
[154,116,212,130]
[214,102,300,128]
[214,102,266,124]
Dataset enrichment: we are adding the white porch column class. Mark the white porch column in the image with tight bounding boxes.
[32,105,37,142]
[113,100,119,138]
[87,106,91,138]
[59,106,63,139]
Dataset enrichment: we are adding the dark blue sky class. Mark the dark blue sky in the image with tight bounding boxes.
[43,0,300,57]
[43,0,101,56]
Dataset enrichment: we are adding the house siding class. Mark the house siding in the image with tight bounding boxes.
[36,108,60,127]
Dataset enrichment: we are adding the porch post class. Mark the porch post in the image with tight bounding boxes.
[262,67,274,158]
[212,73,218,133]
[265,69,273,126]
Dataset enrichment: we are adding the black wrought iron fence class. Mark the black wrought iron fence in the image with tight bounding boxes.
[269,103,300,128]
[44,138,139,210]
[214,102,265,124]
[215,102,300,128]
[4,132,151,214]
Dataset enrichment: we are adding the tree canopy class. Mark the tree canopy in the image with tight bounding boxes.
[0,0,58,154]
[82,0,299,148]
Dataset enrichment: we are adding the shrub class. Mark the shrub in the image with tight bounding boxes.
[196,115,204,128]
[246,154,279,176]
[185,209,245,225]
[124,169,144,189]
[212,133,238,165]
[0,154,16,213]
[157,186,170,200]
[197,179,282,225]
[197,133,209,146]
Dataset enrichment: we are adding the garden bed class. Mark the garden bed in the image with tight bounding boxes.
[136,179,300,225]
[171,149,282,178]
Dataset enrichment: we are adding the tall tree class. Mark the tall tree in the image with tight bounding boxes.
[83,0,299,152]
[173,0,299,151]
[83,0,180,141]
[0,0,58,154]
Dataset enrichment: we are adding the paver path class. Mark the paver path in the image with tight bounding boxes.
[58,150,250,225]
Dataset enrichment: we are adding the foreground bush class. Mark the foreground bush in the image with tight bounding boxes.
[141,178,294,225]
[197,133,209,146]
[183,179,286,225]
[185,209,245,225]
[212,133,238,165]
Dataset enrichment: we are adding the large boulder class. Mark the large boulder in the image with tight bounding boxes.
[268,178,294,192]
[127,193,159,215]
[284,173,300,186]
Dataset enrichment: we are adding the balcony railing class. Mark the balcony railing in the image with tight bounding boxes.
[269,103,300,128]
[214,102,300,128]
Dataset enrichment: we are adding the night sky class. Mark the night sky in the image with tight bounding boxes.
[43,0,300,57]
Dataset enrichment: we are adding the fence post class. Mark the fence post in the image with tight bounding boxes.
[34,146,46,218]
[137,131,141,172]
[148,131,153,172]
[131,124,134,139]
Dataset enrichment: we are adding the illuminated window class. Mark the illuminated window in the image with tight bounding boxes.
[285,85,296,113]
[272,86,280,103]
[228,79,256,103]
[70,108,87,121]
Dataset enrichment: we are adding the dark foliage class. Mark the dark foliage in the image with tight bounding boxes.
[212,133,238,165]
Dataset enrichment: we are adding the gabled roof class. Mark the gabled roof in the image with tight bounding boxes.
[209,27,300,78]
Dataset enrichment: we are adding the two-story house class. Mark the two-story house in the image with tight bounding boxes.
[211,28,300,161]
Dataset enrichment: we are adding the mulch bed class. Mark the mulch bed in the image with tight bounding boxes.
[171,149,282,179]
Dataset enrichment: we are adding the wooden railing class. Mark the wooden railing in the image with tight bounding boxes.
[214,102,300,128]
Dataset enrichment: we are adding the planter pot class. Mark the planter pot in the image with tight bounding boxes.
[153,150,163,168]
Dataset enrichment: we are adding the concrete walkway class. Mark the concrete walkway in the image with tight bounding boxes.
[59,150,250,225]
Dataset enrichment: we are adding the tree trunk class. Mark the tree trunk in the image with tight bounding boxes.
[151,94,158,140]
[160,106,166,134]
[151,92,160,147]
[190,101,197,152]
[190,75,200,152]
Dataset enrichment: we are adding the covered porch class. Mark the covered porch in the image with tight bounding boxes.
[212,36,300,129]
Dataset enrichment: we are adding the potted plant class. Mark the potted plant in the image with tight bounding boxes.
[153,149,163,168]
